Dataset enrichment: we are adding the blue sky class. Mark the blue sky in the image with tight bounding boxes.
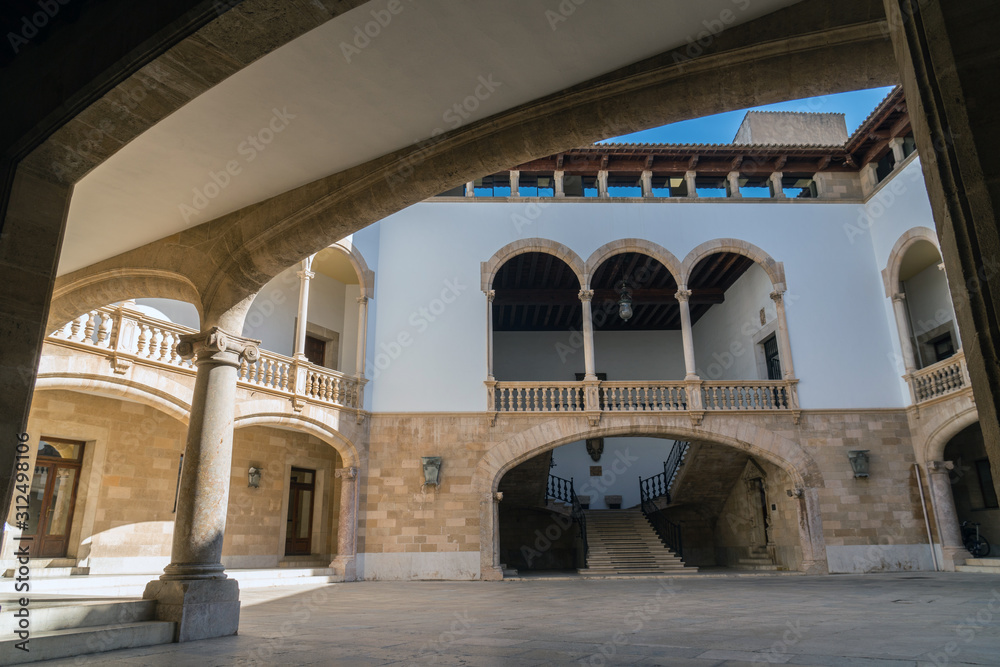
[601,86,896,145]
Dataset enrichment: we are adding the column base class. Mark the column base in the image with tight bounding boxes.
[939,545,968,571]
[481,565,503,581]
[143,578,240,642]
[330,555,357,581]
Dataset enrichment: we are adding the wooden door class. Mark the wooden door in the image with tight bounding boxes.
[285,468,316,555]
[26,438,84,558]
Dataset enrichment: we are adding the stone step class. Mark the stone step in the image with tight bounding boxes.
[955,565,1000,573]
[0,620,175,665]
[0,600,155,634]
[0,568,341,597]
[961,558,1000,568]
[2,567,90,578]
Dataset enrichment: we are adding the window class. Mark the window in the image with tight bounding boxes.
[976,459,999,509]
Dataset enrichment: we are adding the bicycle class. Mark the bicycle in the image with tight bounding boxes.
[961,520,990,558]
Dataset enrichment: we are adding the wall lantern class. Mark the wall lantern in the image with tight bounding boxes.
[848,450,870,478]
[422,457,443,486]
[248,466,262,488]
[618,279,633,322]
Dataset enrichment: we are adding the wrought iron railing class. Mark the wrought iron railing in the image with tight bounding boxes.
[637,443,688,558]
[637,441,689,506]
[546,474,588,560]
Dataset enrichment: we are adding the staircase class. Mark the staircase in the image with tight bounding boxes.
[735,545,779,571]
[956,558,1000,573]
[0,600,173,665]
[578,509,696,575]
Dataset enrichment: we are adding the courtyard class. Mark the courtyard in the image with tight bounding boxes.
[33,573,1000,666]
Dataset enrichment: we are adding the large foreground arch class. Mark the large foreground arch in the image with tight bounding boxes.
[473,415,828,579]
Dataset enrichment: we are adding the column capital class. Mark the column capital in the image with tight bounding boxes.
[675,288,692,303]
[770,290,785,304]
[493,491,503,503]
[578,289,594,302]
[486,289,496,302]
[177,327,260,366]
[356,295,369,305]
[892,292,907,303]
[297,269,315,281]
[926,460,954,474]
[335,466,359,480]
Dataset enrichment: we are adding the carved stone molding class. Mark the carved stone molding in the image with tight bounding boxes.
[578,289,594,302]
[176,327,260,366]
[335,466,359,480]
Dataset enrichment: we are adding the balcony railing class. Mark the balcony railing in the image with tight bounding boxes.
[487,378,799,420]
[907,351,970,404]
[48,305,366,411]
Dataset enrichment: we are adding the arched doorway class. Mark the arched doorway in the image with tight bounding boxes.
[481,420,826,579]
[943,423,998,558]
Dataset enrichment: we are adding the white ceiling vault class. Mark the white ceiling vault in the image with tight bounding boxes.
[60,0,802,275]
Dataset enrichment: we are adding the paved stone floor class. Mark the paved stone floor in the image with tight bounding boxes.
[38,572,1000,666]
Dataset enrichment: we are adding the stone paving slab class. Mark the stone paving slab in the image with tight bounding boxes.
[25,572,1000,666]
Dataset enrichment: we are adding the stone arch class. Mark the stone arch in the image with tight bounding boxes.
[882,226,940,297]
[328,240,376,299]
[33,374,192,424]
[48,269,203,334]
[680,239,786,291]
[481,239,586,292]
[233,412,361,469]
[923,406,980,463]
[475,415,827,579]
[584,239,683,288]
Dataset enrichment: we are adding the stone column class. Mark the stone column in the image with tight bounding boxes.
[675,288,698,380]
[771,290,796,379]
[769,172,786,199]
[479,491,504,581]
[640,170,653,198]
[684,170,698,198]
[859,162,879,195]
[465,181,474,197]
[579,289,597,380]
[486,290,496,380]
[554,170,565,198]
[144,326,260,642]
[889,136,906,164]
[891,293,919,402]
[597,170,609,198]
[355,296,369,379]
[794,487,829,574]
[726,171,742,198]
[926,461,966,569]
[293,256,315,360]
[331,466,359,581]
[509,170,520,197]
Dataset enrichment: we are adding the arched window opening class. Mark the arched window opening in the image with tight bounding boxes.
[687,252,779,382]
[491,251,583,381]
[587,252,684,380]
[898,240,960,370]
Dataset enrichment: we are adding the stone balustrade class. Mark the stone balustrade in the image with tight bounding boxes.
[489,378,799,417]
[908,351,969,403]
[48,305,365,410]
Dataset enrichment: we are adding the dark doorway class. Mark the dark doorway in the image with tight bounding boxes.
[304,335,326,367]
[285,468,316,556]
[26,437,84,558]
[763,335,781,380]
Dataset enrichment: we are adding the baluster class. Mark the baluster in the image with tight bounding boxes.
[148,327,163,362]
[96,312,113,348]
[134,324,150,359]
[279,364,289,390]
[333,377,342,403]
[83,311,97,344]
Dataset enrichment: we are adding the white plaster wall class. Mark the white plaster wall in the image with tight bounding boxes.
[691,264,775,380]
[862,156,939,403]
[341,283,361,375]
[369,196,904,411]
[494,331,686,381]
[550,437,682,509]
